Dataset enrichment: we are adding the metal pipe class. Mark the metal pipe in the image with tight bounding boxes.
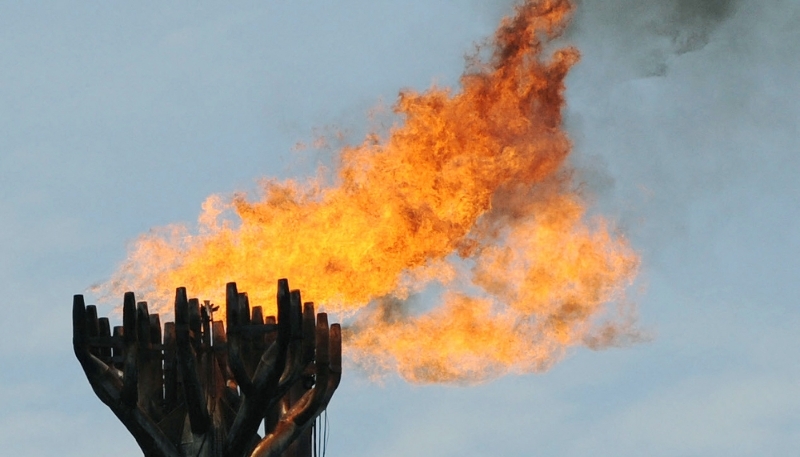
[175,287,210,435]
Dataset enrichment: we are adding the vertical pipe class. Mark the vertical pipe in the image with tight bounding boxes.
[98,317,112,363]
[85,305,100,357]
[175,288,210,435]
[163,322,178,413]
[121,292,138,407]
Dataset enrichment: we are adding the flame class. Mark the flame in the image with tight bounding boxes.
[99,0,639,383]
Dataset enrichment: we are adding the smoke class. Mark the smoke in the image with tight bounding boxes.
[563,0,800,295]
[666,0,739,53]
[569,0,740,77]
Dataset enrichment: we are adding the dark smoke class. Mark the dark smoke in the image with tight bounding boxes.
[564,0,800,288]
[569,0,740,76]
[660,0,739,54]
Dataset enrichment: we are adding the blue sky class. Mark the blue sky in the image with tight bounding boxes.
[2,1,799,455]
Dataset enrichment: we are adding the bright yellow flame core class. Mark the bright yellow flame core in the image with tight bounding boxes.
[100,0,639,383]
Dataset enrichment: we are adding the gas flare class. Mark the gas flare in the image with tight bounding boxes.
[99,0,639,383]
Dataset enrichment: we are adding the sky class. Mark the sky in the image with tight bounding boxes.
[1,0,799,456]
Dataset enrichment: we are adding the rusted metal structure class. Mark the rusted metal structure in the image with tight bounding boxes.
[73,279,341,457]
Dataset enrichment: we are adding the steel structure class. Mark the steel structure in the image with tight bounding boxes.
[72,279,341,457]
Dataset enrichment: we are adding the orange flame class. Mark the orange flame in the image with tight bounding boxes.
[98,0,639,383]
